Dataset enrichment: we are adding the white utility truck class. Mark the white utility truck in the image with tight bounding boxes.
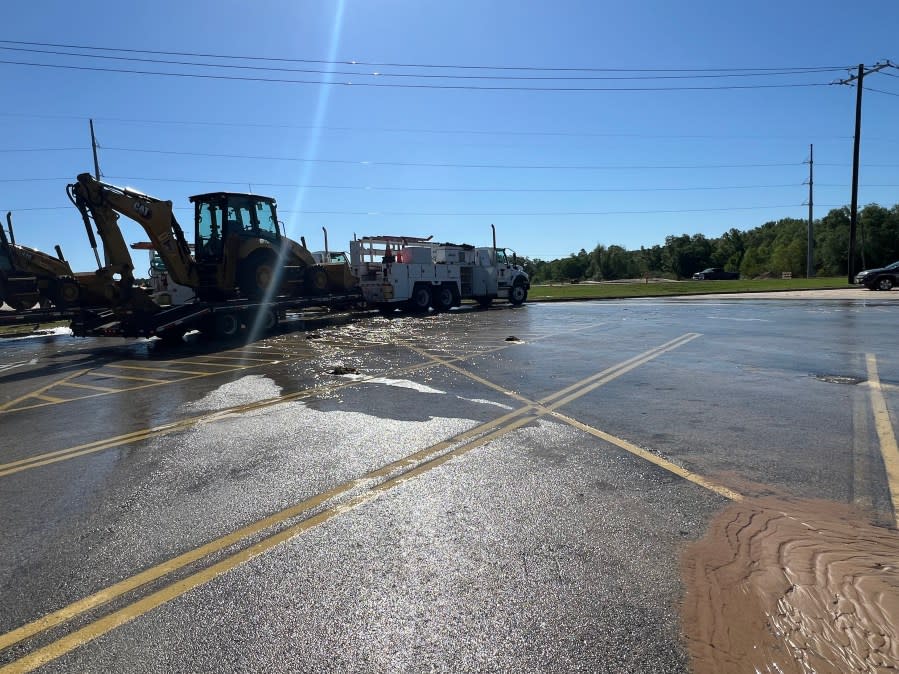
[349,227,530,313]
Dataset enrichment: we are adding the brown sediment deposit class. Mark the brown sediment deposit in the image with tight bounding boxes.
[681,497,899,673]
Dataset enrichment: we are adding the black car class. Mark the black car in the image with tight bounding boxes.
[692,267,740,280]
[855,261,899,290]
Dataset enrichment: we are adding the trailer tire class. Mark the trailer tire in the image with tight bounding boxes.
[238,251,278,300]
[509,279,528,306]
[432,284,455,311]
[260,308,279,332]
[215,313,242,338]
[407,284,431,313]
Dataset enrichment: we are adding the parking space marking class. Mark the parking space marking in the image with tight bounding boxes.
[0,369,90,412]
[412,333,740,501]
[34,394,67,403]
[0,335,694,670]
[56,381,122,393]
[91,372,173,383]
[866,354,899,526]
[102,364,212,376]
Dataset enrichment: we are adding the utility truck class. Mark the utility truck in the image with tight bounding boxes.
[349,226,529,313]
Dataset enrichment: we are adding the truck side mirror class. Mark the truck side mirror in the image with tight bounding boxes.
[513,252,517,266]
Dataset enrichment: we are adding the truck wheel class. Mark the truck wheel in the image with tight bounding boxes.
[304,265,330,294]
[238,251,278,300]
[432,284,455,311]
[407,284,431,313]
[877,277,894,291]
[510,280,528,306]
[51,278,80,308]
[215,313,242,338]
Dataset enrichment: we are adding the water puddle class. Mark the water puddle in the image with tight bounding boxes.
[682,497,899,673]
[182,374,283,412]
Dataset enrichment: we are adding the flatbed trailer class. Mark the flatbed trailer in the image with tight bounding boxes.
[0,290,364,342]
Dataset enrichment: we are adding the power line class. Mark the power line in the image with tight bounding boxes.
[2,110,883,143]
[0,59,836,92]
[98,146,807,170]
[0,46,852,82]
[0,39,853,74]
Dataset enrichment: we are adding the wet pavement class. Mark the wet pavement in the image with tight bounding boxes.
[1,296,898,672]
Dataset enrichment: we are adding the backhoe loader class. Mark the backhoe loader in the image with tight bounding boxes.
[70,173,356,302]
[0,212,76,309]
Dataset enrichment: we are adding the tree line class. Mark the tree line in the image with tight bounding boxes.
[523,203,899,283]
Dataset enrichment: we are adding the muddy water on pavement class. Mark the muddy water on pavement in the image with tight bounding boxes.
[681,497,899,673]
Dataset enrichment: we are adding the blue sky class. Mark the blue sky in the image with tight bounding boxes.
[2,0,898,272]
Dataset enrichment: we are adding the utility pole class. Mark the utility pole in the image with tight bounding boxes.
[89,119,101,180]
[807,144,814,278]
[835,61,891,283]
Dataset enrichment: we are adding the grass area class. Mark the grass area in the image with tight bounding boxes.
[0,320,69,337]
[529,277,851,300]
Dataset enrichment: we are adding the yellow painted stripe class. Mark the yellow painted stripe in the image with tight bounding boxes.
[186,355,274,363]
[0,369,90,412]
[102,364,211,376]
[551,411,742,501]
[34,394,67,403]
[865,354,899,527]
[56,382,122,393]
[0,336,689,662]
[92,372,172,383]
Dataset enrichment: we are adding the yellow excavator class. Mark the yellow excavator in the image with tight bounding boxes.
[0,212,75,309]
[69,173,356,302]
[0,210,137,311]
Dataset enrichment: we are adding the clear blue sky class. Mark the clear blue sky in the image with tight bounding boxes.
[2,0,898,273]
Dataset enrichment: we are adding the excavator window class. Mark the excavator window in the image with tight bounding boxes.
[196,202,224,261]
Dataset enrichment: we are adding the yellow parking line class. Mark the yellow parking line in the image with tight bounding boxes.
[56,382,122,393]
[35,394,67,403]
[102,364,212,376]
[865,354,899,526]
[0,336,692,667]
[92,372,172,383]
[0,369,90,412]
[187,355,275,363]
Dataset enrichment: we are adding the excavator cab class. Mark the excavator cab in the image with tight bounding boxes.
[192,193,281,263]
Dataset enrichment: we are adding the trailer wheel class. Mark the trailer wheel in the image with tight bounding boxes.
[407,284,431,313]
[260,308,279,332]
[509,279,528,306]
[215,313,242,338]
[432,284,455,311]
[238,251,277,300]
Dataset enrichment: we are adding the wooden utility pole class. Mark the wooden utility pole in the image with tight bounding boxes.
[836,62,890,283]
[807,144,814,278]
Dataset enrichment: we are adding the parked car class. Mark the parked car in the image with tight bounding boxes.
[692,267,740,280]
[855,261,899,290]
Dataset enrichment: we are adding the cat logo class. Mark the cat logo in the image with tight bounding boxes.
[132,201,153,219]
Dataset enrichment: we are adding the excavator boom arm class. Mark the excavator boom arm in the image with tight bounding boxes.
[71,173,199,288]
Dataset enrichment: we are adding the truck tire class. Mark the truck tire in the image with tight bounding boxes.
[407,284,431,313]
[260,307,279,332]
[238,251,277,300]
[432,284,455,311]
[304,265,330,294]
[51,278,80,308]
[509,279,528,306]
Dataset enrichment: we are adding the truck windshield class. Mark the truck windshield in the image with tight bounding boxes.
[495,249,508,264]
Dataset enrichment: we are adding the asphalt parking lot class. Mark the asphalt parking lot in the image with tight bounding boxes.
[1,294,898,672]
